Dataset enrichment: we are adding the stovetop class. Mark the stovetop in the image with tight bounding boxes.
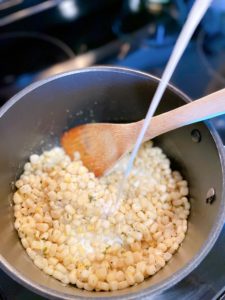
[0,1,225,299]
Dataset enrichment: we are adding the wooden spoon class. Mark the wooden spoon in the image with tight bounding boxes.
[61,88,225,177]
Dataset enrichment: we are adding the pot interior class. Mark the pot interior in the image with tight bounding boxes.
[0,68,223,299]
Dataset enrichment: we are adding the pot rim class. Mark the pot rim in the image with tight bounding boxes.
[1,66,225,299]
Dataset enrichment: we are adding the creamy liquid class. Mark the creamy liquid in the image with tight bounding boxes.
[70,232,122,255]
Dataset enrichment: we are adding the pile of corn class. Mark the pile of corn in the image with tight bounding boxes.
[13,141,190,291]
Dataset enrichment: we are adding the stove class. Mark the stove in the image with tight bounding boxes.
[0,0,225,299]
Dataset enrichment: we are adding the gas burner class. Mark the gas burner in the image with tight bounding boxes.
[0,31,74,104]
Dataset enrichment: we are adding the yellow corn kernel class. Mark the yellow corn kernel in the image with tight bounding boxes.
[77,245,85,256]
[76,262,85,270]
[87,225,95,232]
[77,226,83,234]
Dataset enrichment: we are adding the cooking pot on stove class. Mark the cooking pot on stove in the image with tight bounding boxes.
[0,66,225,299]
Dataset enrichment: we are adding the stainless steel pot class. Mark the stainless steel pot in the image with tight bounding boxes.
[0,66,225,299]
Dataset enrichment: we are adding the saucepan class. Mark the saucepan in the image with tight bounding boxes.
[0,66,225,299]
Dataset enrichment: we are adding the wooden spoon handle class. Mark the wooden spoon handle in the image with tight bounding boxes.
[141,87,225,141]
